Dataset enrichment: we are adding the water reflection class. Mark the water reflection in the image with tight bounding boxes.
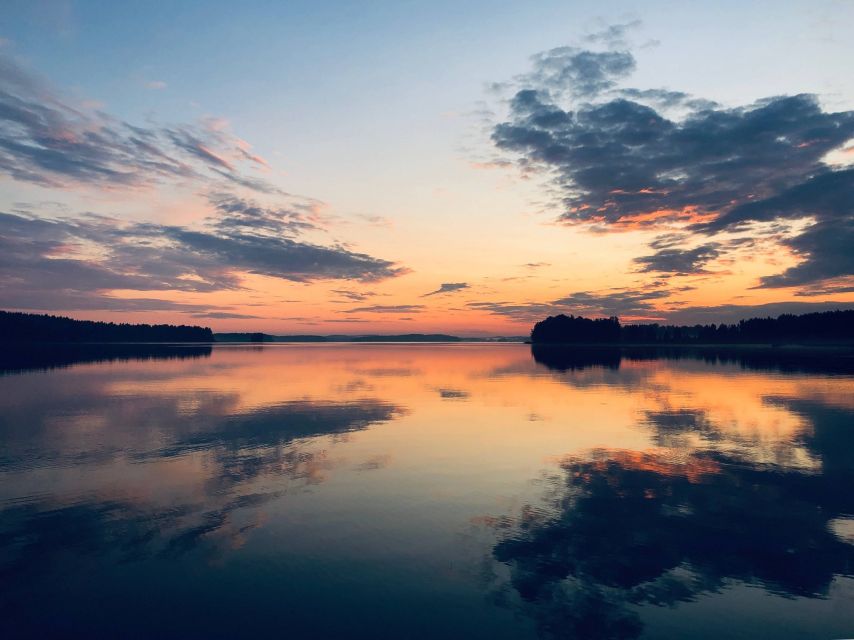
[531,343,854,375]
[0,343,212,375]
[482,346,854,639]
[0,344,852,638]
[488,448,854,637]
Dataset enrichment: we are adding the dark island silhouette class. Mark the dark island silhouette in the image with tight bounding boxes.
[1,310,214,343]
[530,309,854,345]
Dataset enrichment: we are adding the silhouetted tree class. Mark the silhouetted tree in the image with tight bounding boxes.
[531,315,621,344]
[531,310,854,345]
[0,311,214,343]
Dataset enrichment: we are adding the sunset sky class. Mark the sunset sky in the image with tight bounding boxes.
[1,0,853,335]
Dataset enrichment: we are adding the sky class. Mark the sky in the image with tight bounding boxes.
[1,0,853,335]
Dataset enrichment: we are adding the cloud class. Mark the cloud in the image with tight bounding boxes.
[469,284,673,322]
[522,47,635,100]
[331,290,372,302]
[664,301,854,325]
[468,301,559,323]
[207,192,325,238]
[145,80,167,90]
[0,52,273,191]
[490,34,854,289]
[793,281,854,297]
[757,218,854,288]
[422,282,469,297]
[0,205,406,312]
[634,242,722,274]
[344,304,424,314]
[472,292,853,326]
[190,312,261,320]
[581,20,642,48]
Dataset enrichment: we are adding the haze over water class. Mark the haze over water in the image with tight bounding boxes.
[1,344,852,639]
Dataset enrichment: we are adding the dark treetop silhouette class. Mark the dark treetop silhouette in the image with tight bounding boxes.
[530,309,854,345]
[0,310,213,343]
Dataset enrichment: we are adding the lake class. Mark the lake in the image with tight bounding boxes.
[1,343,853,639]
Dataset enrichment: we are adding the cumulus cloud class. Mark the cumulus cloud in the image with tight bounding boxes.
[0,52,273,191]
[490,33,854,290]
[422,282,469,296]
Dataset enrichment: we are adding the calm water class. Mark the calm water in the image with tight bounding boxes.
[1,344,853,639]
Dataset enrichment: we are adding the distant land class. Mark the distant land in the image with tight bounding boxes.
[530,309,854,345]
[3,309,853,346]
[0,310,213,343]
[213,332,525,343]
[0,311,525,344]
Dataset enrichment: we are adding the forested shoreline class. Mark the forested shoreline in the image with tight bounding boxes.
[530,309,854,345]
[0,311,213,343]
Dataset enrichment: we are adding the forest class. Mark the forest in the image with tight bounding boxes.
[530,309,854,345]
[0,311,214,343]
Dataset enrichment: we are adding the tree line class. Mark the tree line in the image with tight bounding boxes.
[0,311,214,343]
[530,309,854,345]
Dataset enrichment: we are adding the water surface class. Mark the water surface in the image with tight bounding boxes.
[1,344,853,639]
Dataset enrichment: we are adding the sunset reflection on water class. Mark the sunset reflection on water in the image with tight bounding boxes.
[1,344,853,639]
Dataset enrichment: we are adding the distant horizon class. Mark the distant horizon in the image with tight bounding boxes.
[6,306,854,341]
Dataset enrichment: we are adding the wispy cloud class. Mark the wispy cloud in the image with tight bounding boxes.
[471,291,852,325]
[0,206,406,312]
[0,52,274,192]
[422,282,469,297]
[344,304,424,314]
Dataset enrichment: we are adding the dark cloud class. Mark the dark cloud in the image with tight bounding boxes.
[207,192,324,237]
[0,207,405,312]
[0,53,274,191]
[793,282,854,297]
[758,218,854,288]
[491,37,854,289]
[330,289,376,302]
[634,242,721,274]
[422,282,469,297]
